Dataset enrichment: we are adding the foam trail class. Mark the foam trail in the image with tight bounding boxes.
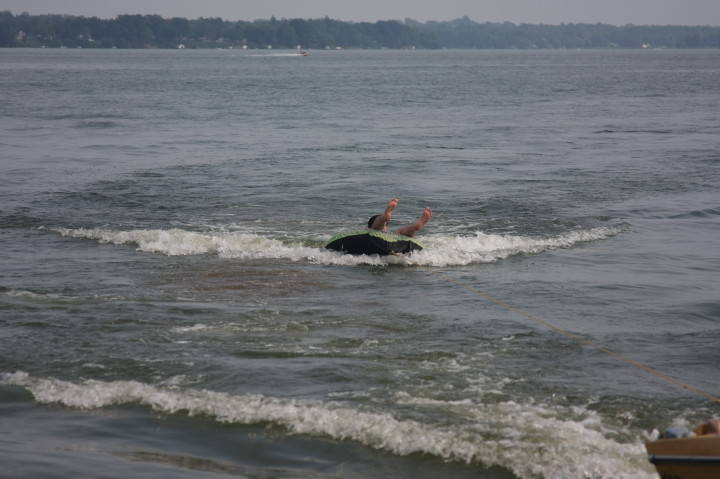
[42,226,281,256]
[1,372,655,479]
[405,225,625,267]
[40,225,625,267]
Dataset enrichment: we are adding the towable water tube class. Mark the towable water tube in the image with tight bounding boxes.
[324,230,424,256]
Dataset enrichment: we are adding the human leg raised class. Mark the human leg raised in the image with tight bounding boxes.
[396,207,432,237]
[369,198,398,231]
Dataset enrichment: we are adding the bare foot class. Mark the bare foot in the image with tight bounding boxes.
[415,207,432,230]
[370,198,398,231]
[396,207,432,237]
[383,198,399,222]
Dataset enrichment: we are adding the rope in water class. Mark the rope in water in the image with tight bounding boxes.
[391,252,720,405]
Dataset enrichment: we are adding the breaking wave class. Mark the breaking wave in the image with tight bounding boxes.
[40,224,626,267]
[1,371,655,479]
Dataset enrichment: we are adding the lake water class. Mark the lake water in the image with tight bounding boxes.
[1,47,719,479]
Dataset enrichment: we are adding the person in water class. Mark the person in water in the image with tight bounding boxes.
[367,198,432,237]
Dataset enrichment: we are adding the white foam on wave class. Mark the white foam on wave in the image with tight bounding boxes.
[43,226,285,257]
[41,225,624,267]
[6,289,77,301]
[416,226,625,267]
[1,371,655,479]
[4,288,126,303]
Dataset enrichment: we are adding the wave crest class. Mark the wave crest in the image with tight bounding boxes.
[40,224,625,267]
[1,371,653,478]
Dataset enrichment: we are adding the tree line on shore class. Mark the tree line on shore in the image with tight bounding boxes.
[2,11,719,49]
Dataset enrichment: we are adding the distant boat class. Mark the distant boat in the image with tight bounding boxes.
[646,435,720,478]
[299,51,308,56]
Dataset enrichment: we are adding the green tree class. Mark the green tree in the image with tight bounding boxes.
[276,20,298,48]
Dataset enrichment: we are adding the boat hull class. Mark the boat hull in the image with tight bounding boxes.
[646,435,720,479]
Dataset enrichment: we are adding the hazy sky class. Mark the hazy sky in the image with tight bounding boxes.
[3,0,720,26]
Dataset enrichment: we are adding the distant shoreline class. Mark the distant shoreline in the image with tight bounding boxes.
[2,12,719,49]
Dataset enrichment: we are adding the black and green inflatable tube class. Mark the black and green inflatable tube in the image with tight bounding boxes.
[324,230,424,256]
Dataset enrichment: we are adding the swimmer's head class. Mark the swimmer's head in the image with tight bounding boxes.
[367,214,380,229]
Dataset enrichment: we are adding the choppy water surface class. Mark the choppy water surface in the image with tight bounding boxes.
[1,48,719,478]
